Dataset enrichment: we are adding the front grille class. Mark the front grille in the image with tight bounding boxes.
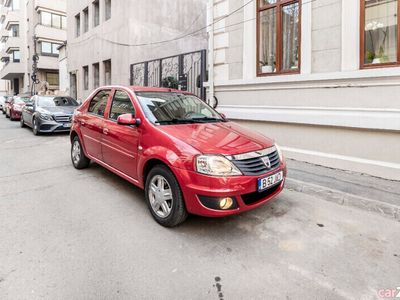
[53,115,72,123]
[241,184,281,206]
[230,148,281,176]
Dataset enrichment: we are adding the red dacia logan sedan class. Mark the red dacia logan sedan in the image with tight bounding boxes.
[70,86,286,227]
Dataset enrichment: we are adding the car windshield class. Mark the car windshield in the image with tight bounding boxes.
[14,97,30,104]
[38,96,78,107]
[136,92,224,125]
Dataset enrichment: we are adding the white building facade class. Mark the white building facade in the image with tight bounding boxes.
[67,0,207,101]
[208,0,400,180]
[0,0,66,95]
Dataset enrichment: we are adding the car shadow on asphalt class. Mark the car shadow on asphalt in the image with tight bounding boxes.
[87,162,292,238]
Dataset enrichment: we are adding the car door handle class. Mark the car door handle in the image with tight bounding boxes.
[81,121,86,126]
[103,128,109,135]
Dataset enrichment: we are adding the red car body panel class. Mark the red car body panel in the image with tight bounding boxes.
[71,86,286,217]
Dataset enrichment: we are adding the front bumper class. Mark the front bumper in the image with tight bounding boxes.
[173,162,287,217]
[37,118,72,133]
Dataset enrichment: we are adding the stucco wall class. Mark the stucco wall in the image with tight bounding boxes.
[67,0,208,100]
[209,0,400,180]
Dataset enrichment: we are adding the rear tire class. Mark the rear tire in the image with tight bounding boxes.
[145,165,188,227]
[71,136,90,169]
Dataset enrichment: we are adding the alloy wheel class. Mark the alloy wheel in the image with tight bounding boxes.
[148,175,174,218]
[72,140,81,166]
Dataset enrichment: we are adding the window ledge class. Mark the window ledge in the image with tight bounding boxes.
[209,67,400,87]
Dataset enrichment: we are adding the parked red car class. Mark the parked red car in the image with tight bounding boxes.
[6,96,31,120]
[70,86,286,227]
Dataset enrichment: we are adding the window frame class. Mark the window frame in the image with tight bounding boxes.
[88,89,112,117]
[75,13,81,37]
[40,41,60,56]
[83,7,89,33]
[83,65,89,90]
[256,0,302,76]
[105,0,112,21]
[360,0,400,69]
[12,50,20,62]
[46,73,59,86]
[93,0,100,27]
[108,90,136,122]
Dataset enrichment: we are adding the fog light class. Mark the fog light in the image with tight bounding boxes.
[219,197,234,210]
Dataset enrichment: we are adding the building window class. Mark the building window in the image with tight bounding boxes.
[10,0,20,11]
[46,73,59,86]
[103,59,111,85]
[41,42,60,56]
[62,16,67,29]
[361,0,399,67]
[105,0,111,21]
[75,14,81,37]
[83,7,89,33]
[9,24,19,37]
[12,50,20,62]
[257,0,300,75]
[93,63,100,88]
[41,12,66,30]
[83,66,89,90]
[41,12,52,26]
[93,0,100,27]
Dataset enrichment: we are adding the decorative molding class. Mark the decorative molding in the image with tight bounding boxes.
[219,105,400,131]
[211,67,400,90]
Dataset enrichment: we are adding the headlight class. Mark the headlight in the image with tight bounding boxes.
[275,143,284,161]
[196,155,242,176]
[39,113,53,121]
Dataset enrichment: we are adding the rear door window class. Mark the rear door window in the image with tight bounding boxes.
[88,90,111,117]
[109,91,135,121]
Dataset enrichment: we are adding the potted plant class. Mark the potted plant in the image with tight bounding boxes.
[260,60,273,73]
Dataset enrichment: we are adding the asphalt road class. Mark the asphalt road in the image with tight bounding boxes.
[0,115,399,300]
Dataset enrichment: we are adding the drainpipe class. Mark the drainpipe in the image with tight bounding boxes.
[207,0,215,106]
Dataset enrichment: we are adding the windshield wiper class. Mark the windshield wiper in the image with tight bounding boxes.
[155,118,197,125]
[190,117,225,123]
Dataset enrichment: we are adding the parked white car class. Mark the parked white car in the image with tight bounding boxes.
[0,96,5,113]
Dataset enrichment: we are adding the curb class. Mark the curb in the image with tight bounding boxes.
[285,178,400,222]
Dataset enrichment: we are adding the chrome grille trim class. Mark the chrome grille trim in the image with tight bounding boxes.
[227,146,281,176]
[53,115,72,123]
[226,146,277,161]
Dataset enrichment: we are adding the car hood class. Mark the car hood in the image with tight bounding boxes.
[39,106,77,115]
[158,121,275,155]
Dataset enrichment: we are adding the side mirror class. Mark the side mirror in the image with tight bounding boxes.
[220,113,227,119]
[117,113,141,126]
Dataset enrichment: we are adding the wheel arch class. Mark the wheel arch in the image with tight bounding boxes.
[142,158,172,186]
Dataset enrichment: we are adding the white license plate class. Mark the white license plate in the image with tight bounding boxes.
[63,123,71,128]
[257,171,283,192]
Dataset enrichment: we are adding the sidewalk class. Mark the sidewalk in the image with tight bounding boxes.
[285,159,400,221]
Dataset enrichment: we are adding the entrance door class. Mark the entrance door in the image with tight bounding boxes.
[70,73,77,100]
[13,78,19,95]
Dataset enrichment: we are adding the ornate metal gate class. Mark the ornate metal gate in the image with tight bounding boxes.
[130,50,207,100]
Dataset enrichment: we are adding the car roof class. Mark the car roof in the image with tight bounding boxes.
[96,85,193,94]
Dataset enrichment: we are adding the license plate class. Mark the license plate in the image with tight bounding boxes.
[63,123,71,128]
[257,171,283,192]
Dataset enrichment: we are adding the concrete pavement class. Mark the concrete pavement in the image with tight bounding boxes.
[0,116,399,300]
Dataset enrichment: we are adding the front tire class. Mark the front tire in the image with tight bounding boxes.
[20,116,25,127]
[32,117,40,135]
[71,136,90,169]
[145,165,188,227]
